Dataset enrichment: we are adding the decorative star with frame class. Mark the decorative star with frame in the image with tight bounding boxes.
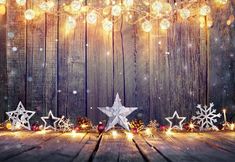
[41,110,60,130]
[98,93,138,132]
[165,111,186,130]
[6,101,35,130]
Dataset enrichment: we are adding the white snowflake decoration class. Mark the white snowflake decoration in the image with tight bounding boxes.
[192,103,221,130]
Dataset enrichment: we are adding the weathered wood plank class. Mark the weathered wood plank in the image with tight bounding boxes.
[87,0,113,123]
[0,5,7,122]
[6,0,26,111]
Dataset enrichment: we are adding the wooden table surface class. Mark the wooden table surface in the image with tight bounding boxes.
[0,131,234,162]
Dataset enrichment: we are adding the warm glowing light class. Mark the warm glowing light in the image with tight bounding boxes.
[223,109,227,123]
[152,1,163,13]
[81,124,87,129]
[126,132,133,140]
[71,130,77,137]
[39,129,46,134]
[15,122,21,129]
[230,123,234,131]
[189,123,195,129]
[39,1,55,12]
[66,16,77,29]
[102,18,113,32]
[199,16,205,28]
[215,0,228,5]
[200,5,211,16]
[142,20,152,32]
[16,0,26,6]
[70,0,82,12]
[0,4,5,15]
[160,18,170,30]
[86,11,97,24]
[112,5,122,16]
[5,122,12,130]
[145,128,152,136]
[162,2,172,14]
[112,130,118,138]
[105,0,111,5]
[0,0,6,5]
[124,0,134,7]
[25,9,36,20]
[179,8,190,20]
[166,128,173,136]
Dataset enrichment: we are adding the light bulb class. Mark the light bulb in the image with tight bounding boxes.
[200,5,211,16]
[179,8,190,20]
[160,18,170,30]
[142,20,152,32]
[112,5,122,16]
[16,0,26,6]
[66,16,76,29]
[152,1,162,13]
[0,4,5,15]
[124,0,134,7]
[86,11,97,24]
[102,18,113,32]
[25,9,36,20]
[70,0,82,12]
[39,1,54,12]
[0,0,6,5]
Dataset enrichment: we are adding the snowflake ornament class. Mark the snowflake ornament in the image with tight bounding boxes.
[57,116,73,132]
[192,103,221,131]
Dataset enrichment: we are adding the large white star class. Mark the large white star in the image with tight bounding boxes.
[6,101,35,130]
[98,93,138,131]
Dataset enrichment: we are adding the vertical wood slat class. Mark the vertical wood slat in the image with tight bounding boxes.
[0,7,7,121]
[6,0,26,111]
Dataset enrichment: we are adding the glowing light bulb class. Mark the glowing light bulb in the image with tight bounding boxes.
[102,18,113,32]
[16,0,26,6]
[160,18,170,30]
[25,9,36,20]
[39,1,55,12]
[200,5,211,16]
[179,8,190,20]
[66,16,77,29]
[142,20,152,32]
[112,130,118,138]
[152,1,162,13]
[0,0,6,5]
[0,4,5,15]
[215,0,228,5]
[86,11,97,24]
[124,0,134,7]
[112,5,122,16]
[71,0,82,12]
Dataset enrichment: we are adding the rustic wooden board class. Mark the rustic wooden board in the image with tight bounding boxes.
[0,7,7,122]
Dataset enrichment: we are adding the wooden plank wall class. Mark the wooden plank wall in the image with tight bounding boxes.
[0,0,234,124]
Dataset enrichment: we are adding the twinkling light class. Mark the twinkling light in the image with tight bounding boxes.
[70,0,82,12]
[112,130,118,138]
[0,0,6,5]
[179,8,190,20]
[86,11,97,24]
[200,5,211,16]
[112,5,122,16]
[39,1,55,12]
[126,132,133,140]
[151,1,163,13]
[25,9,36,20]
[124,0,134,7]
[0,4,5,15]
[142,20,152,32]
[16,0,26,6]
[102,18,113,32]
[160,18,170,30]
[145,128,152,136]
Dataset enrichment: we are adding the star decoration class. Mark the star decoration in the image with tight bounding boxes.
[6,101,35,130]
[57,116,73,132]
[98,93,138,131]
[41,110,60,130]
[165,111,186,130]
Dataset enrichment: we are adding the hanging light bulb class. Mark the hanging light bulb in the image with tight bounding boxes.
[25,9,36,20]
[142,20,152,32]
[179,8,190,20]
[199,5,211,16]
[0,0,6,5]
[151,1,163,13]
[70,0,82,12]
[39,1,55,12]
[215,0,228,5]
[0,4,5,15]
[124,0,134,7]
[16,0,26,6]
[102,18,113,32]
[86,11,97,24]
[160,18,170,30]
[112,5,122,16]
[66,16,77,29]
